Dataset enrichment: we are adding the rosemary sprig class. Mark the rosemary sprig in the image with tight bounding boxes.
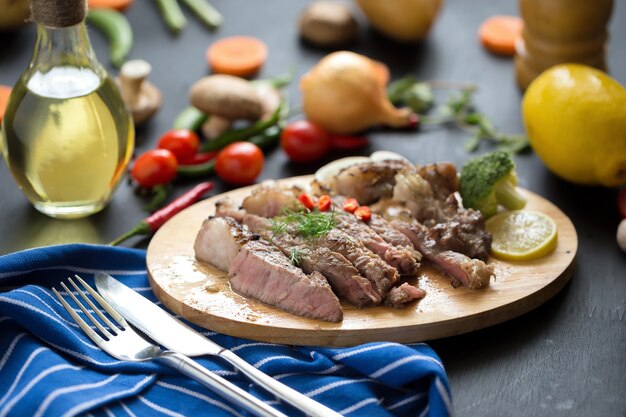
[388,78,529,154]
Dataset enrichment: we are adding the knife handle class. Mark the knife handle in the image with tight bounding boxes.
[157,351,289,417]
[220,349,344,417]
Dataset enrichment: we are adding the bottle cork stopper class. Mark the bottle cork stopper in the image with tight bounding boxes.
[31,0,87,28]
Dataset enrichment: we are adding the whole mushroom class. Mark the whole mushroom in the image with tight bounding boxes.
[189,75,264,121]
[299,2,359,48]
[117,59,162,125]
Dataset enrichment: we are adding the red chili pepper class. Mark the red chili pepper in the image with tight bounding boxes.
[317,195,331,212]
[298,193,316,211]
[354,205,371,221]
[329,135,370,151]
[186,151,217,165]
[109,182,214,246]
[343,198,359,213]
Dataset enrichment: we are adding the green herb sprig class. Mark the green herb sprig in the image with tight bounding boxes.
[388,77,529,154]
[271,210,336,240]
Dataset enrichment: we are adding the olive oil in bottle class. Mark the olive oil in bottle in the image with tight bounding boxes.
[1,0,134,219]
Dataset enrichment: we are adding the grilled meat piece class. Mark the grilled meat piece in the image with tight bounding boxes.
[333,160,413,205]
[391,219,494,290]
[194,216,343,322]
[417,162,459,200]
[428,207,492,261]
[241,180,303,218]
[385,283,427,308]
[241,213,381,307]
[318,229,399,297]
[333,207,420,276]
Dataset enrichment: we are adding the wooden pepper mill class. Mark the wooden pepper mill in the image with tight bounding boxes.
[515,0,614,89]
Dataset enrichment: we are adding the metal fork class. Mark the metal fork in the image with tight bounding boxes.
[52,276,289,417]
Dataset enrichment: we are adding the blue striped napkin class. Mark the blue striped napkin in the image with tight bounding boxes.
[0,244,452,417]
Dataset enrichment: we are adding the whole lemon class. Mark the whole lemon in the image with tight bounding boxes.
[522,64,626,187]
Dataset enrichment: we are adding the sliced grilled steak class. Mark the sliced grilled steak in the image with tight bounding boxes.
[241,213,381,307]
[385,283,427,308]
[333,208,420,276]
[391,219,494,290]
[314,229,399,297]
[334,195,423,261]
[194,216,343,322]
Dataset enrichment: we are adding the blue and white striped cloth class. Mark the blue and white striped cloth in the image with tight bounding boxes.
[0,244,453,417]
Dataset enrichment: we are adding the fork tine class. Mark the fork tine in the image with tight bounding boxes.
[74,275,128,328]
[60,281,113,340]
[52,287,106,345]
[68,276,123,333]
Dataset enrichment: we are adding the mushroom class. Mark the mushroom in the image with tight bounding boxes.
[298,1,359,48]
[189,74,264,121]
[117,59,162,125]
[617,219,626,253]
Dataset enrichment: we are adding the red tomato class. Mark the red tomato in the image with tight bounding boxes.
[131,149,178,187]
[619,187,626,219]
[280,120,331,163]
[157,129,200,164]
[215,142,264,185]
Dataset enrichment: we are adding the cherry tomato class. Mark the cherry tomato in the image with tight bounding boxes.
[215,142,264,185]
[280,120,331,163]
[618,187,626,219]
[131,149,178,188]
[157,129,200,164]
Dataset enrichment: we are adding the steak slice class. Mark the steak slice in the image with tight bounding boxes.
[312,229,399,297]
[333,208,420,276]
[391,219,494,290]
[385,283,427,308]
[241,213,381,307]
[194,216,343,322]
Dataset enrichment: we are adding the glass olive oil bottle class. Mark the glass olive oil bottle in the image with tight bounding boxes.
[1,0,134,219]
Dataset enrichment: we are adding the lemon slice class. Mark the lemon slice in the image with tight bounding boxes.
[486,210,558,261]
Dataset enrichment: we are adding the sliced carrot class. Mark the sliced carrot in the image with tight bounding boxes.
[0,85,12,123]
[478,15,523,56]
[207,36,268,77]
[88,0,133,12]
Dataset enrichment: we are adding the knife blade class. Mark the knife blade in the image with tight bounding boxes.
[95,272,222,356]
[95,272,343,417]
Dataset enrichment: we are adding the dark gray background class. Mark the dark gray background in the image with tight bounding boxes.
[1,0,625,415]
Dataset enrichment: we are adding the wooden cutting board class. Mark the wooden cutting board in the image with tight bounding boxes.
[146,175,577,347]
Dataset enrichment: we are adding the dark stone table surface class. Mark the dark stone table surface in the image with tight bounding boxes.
[1,1,625,415]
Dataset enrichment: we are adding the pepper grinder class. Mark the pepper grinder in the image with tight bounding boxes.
[515,0,614,89]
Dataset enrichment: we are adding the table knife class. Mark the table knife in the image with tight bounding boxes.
[95,272,343,417]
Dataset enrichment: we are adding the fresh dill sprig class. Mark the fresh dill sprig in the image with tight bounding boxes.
[289,247,303,266]
[271,210,336,240]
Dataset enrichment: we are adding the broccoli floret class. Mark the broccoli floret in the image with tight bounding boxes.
[459,151,527,218]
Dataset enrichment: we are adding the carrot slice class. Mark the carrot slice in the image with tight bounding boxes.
[478,16,523,56]
[88,0,133,11]
[0,85,12,123]
[207,36,268,77]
